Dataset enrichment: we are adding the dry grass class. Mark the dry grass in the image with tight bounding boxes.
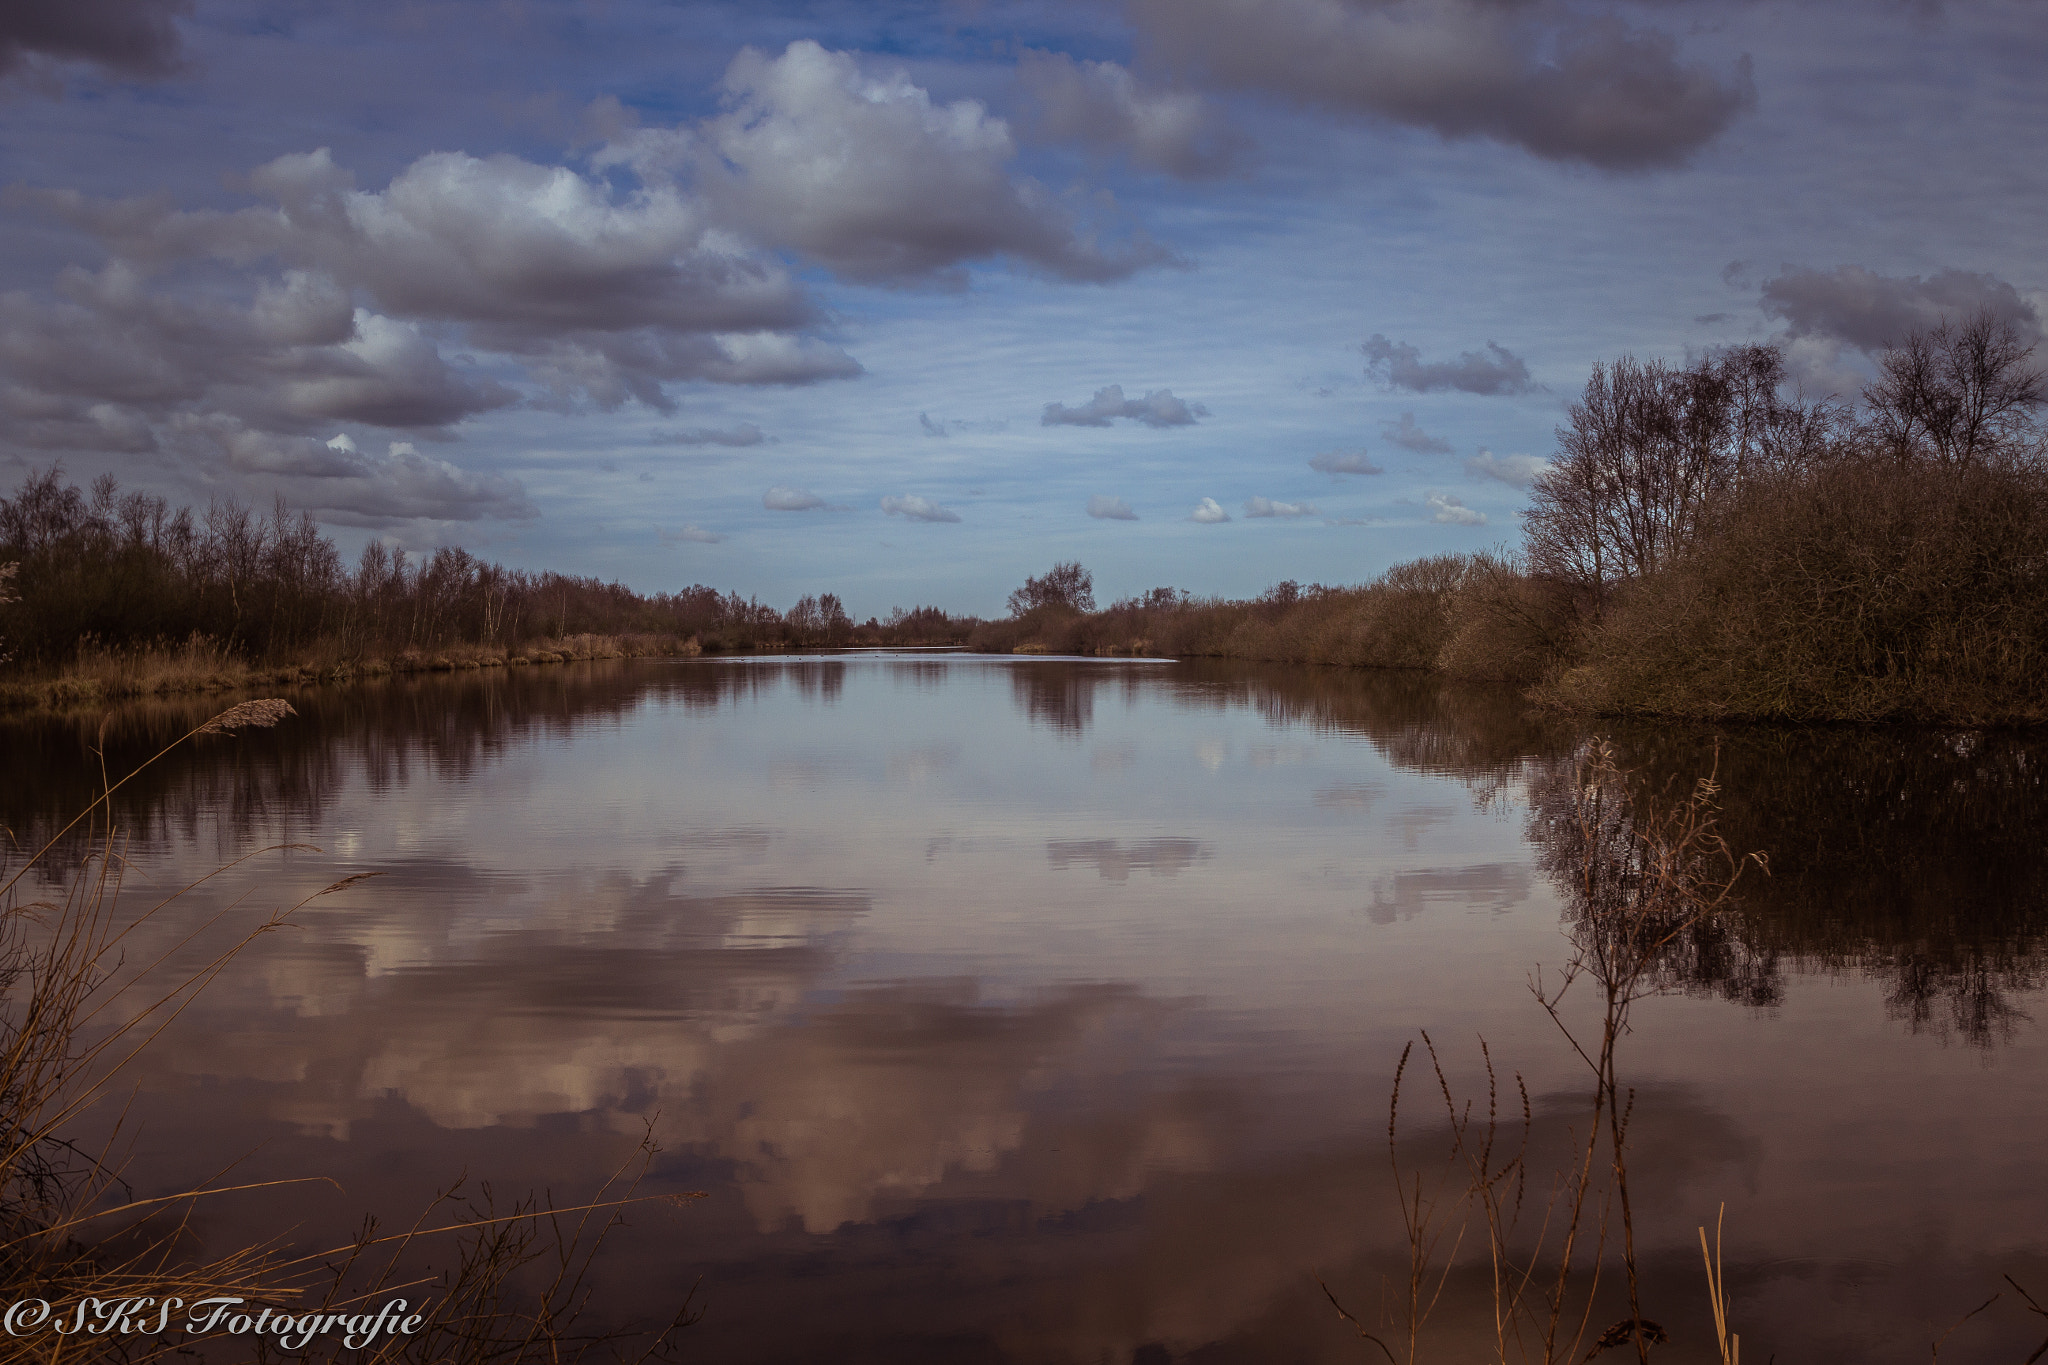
[0,700,698,1362]
[0,633,707,714]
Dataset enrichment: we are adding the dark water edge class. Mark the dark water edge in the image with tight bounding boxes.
[4,655,2047,1363]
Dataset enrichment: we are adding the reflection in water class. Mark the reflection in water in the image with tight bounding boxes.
[1585,725,2048,1046]
[1046,838,1208,881]
[5,656,2047,1362]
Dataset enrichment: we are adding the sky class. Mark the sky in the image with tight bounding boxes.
[2,0,2044,618]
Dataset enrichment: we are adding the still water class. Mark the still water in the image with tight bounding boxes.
[5,655,2046,1362]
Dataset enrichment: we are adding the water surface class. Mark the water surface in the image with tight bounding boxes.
[5,655,2046,1362]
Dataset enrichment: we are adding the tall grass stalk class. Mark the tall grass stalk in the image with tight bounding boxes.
[1326,743,1761,1363]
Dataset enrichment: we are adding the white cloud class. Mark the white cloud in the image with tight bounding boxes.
[694,41,1169,286]
[880,494,962,523]
[662,524,725,543]
[1426,491,1486,525]
[1465,448,1548,488]
[1308,450,1383,476]
[1188,497,1230,523]
[1087,494,1138,520]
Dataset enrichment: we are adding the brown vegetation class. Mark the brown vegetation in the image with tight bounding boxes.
[987,311,2048,725]
[0,469,985,712]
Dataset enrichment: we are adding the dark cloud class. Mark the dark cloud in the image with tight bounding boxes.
[22,147,864,412]
[1363,334,1536,395]
[918,412,946,438]
[1087,494,1138,520]
[0,136,865,503]
[1759,265,2046,352]
[1042,383,1207,427]
[1128,0,1753,170]
[0,0,189,79]
[1018,51,1244,178]
[0,266,515,450]
[880,494,961,523]
[663,423,767,447]
[1309,450,1383,476]
[689,42,1174,286]
[763,485,826,511]
[202,430,535,526]
[1382,411,1451,454]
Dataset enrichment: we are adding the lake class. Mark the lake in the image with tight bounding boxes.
[5,654,2045,1362]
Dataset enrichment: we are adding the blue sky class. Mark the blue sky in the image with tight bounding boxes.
[3,0,2044,617]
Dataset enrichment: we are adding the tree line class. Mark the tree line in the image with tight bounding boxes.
[0,468,976,676]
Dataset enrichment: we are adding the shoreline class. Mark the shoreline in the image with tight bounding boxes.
[0,631,705,714]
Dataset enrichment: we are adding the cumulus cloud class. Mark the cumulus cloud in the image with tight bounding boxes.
[1759,265,2046,353]
[1188,497,1230,523]
[1018,51,1242,178]
[1087,494,1138,520]
[1042,384,1207,428]
[880,494,962,523]
[1,0,189,79]
[763,485,826,510]
[1309,450,1383,476]
[663,422,767,447]
[1363,334,1536,395]
[1465,448,1548,488]
[1425,491,1486,525]
[0,138,865,499]
[1127,0,1754,170]
[695,41,1171,286]
[2,37,1194,517]
[662,524,725,543]
[1382,411,1452,454]
[0,264,516,454]
[1245,496,1316,518]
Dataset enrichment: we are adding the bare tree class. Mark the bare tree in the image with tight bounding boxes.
[1524,345,1840,590]
[1007,561,1095,616]
[1862,309,2045,470]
